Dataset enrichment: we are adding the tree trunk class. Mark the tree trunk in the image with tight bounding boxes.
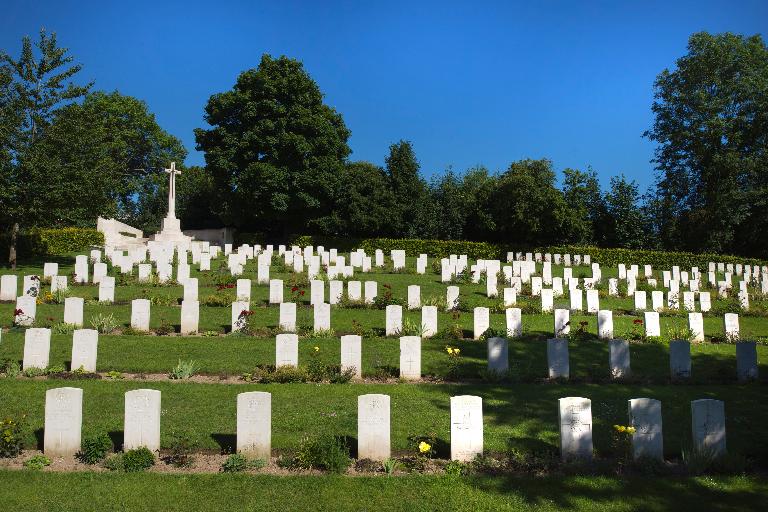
[9,222,19,270]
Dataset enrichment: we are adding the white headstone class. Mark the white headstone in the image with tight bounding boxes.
[236,391,271,459]
[180,300,199,335]
[597,310,613,340]
[340,335,362,378]
[609,339,630,378]
[670,340,691,379]
[98,276,115,303]
[71,329,98,372]
[548,338,569,379]
[269,279,284,304]
[14,295,36,326]
[644,311,661,337]
[407,285,421,310]
[276,333,299,367]
[421,306,437,338]
[554,309,570,337]
[124,389,161,452]
[450,395,483,462]
[691,399,726,456]
[688,313,704,342]
[628,398,663,460]
[0,274,17,301]
[446,286,460,310]
[313,303,331,332]
[44,387,83,456]
[736,341,758,382]
[231,301,250,332]
[399,336,421,380]
[506,308,522,338]
[385,305,402,336]
[487,337,508,374]
[131,299,151,331]
[63,297,84,327]
[558,397,593,460]
[279,302,296,332]
[358,394,390,460]
[473,307,490,339]
[23,327,51,370]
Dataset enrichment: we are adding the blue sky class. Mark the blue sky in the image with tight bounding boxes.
[2,0,765,191]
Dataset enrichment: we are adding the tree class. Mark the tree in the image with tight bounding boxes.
[561,167,607,245]
[332,161,397,237]
[0,29,91,267]
[384,140,429,237]
[486,159,571,246]
[194,54,351,238]
[645,32,768,255]
[604,175,648,249]
[28,91,187,231]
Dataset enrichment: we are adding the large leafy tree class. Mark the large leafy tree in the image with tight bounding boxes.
[29,91,187,231]
[603,175,649,249]
[0,29,92,267]
[384,140,429,237]
[561,167,607,245]
[194,54,351,237]
[645,32,768,255]
[486,159,571,246]
[332,161,398,237]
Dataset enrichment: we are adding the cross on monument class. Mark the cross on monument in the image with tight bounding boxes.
[164,162,181,219]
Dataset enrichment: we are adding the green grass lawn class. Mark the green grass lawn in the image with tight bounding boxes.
[1,379,766,461]
[0,471,765,512]
[0,330,766,383]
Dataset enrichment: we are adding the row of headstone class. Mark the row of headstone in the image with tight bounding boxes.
[558,397,726,461]
[43,387,483,462]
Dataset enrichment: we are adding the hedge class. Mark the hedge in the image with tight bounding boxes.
[286,236,767,268]
[541,245,768,269]
[0,227,103,257]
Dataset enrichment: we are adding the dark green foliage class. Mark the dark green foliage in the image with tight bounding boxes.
[646,32,768,256]
[194,54,351,237]
[121,447,155,472]
[0,414,25,457]
[77,433,112,464]
[286,435,351,474]
[220,453,248,472]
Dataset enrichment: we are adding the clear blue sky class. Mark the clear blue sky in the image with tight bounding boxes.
[2,0,766,191]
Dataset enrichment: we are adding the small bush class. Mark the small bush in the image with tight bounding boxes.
[103,453,124,471]
[90,313,118,334]
[78,433,112,464]
[23,454,51,470]
[122,447,155,472]
[22,367,45,378]
[165,430,195,468]
[51,323,77,335]
[0,414,26,457]
[220,453,265,472]
[169,360,200,380]
[287,435,351,474]
[1,360,21,379]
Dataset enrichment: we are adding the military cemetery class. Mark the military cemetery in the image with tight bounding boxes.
[0,3,766,511]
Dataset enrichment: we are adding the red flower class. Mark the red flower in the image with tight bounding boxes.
[13,308,23,316]
[291,286,298,292]
[300,290,305,296]
[633,319,643,325]
[238,310,254,318]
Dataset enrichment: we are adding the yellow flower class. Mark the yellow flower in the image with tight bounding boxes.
[613,424,621,431]
[454,348,460,355]
[618,426,626,432]
[418,441,431,454]
[446,347,453,355]
[626,426,636,434]
[313,346,320,352]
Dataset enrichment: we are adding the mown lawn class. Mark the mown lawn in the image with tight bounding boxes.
[1,379,766,461]
[0,471,765,512]
[0,330,766,383]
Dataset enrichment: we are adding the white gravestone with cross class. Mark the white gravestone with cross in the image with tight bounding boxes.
[23,327,51,370]
[450,395,483,461]
[691,399,726,456]
[628,398,663,460]
[124,389,161,452]
[399,336,421,380]
[558,397,593,460]
[153,162,192,245]
[275,334,299,367]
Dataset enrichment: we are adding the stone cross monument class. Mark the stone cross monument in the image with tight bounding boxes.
[152,162,192,245]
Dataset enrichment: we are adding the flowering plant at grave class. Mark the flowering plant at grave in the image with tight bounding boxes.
[567,320,591,343]
[418,441,432,454]
[611,424,636,463]
[445,345,462,380]
[234,310,255,333]
[216,283,235,291]
[290,286,306,302]
[12,308,32,327]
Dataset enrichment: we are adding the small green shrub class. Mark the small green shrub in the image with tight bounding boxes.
[169,360,200,380]
[51,323,77,335]
[382,457,399,476]
[0,414,26,457]
[1,360,21,379]
[165,430,195,468]
[44,365,66,375]
[103,453,124,471]
[78,433,112,464]
[122,447,155,472]
[287,435,351,474]
[23,454,51,470]
[22,367,45,378]
[90,313,118,334]
[220,453,265,472]
[443,460,467,476]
